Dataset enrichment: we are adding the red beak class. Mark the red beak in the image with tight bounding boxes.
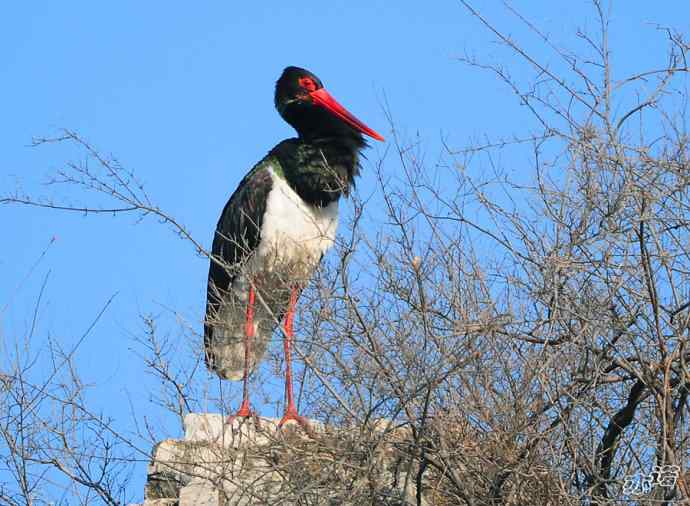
[309,88,384,142]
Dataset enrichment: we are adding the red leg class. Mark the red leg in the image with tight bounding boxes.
[278,286,311,433]
[227,284,256,424]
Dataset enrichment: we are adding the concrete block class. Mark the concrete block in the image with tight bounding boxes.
[179,479,222,506]
[141,500,178,506]
[140,413,426,505]
[183,413,280,449]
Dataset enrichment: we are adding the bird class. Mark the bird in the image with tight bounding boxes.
[204,66,384,430]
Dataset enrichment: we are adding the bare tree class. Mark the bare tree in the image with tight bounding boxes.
[2,2,689,504]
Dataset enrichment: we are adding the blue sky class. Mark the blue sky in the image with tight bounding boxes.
[1,1,687,501]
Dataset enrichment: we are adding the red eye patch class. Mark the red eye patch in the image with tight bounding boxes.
[298,77,317,92]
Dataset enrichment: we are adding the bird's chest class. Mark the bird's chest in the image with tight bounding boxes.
[254,170,338,275]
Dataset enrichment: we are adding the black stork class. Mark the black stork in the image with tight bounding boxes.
[204,66,383,430]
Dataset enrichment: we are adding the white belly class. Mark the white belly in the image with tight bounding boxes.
[255,167,339,272]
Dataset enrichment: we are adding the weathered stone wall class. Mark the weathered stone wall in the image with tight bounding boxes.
[138,414,428,506]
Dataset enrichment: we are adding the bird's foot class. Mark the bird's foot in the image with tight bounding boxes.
[225,400,259,426]
[277,406,313,436]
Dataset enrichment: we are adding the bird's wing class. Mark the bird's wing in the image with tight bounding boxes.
[205,161,275,332]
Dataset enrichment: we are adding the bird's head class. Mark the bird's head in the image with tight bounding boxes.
[275,66,384,144]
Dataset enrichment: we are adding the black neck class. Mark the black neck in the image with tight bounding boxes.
[270,136,364,207]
